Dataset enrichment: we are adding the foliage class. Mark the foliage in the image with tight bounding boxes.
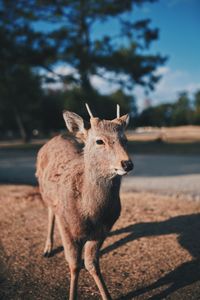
[0,65,43,141]
[44,87,134,123]
[43,88,133,130]
[0,0,166,93]
[137,90,200,127]
[171,92,192,125]
[0,0,167,139]
[137,103,174,127]
[193,91,200,125]
[0,1,166,90]
[0,6,48,141]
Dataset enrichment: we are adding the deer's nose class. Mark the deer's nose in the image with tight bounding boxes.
[121,160,134,172]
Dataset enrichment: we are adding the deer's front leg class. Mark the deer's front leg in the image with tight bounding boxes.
[56,215,83,300]
[84,240,112,300]
[43,207,55,257]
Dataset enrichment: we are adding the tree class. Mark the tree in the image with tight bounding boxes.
[61,87,134,120]
[0,0,167,140]
[193,90,200,124]
[137,91,196,127]
[0,1,166,105]
[171,92,192,125]
[0,65,43,141]
[0,6,50,141]
[138,103,174,127]
[194,90,200,109]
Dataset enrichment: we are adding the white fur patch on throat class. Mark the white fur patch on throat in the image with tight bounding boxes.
[116,169,127,176]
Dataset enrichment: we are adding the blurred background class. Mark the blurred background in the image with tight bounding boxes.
[0,0,199,141]
[0,0,200,194]
[1,2,200,298]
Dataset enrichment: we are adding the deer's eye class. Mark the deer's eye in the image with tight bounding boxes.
[96,139,104,145]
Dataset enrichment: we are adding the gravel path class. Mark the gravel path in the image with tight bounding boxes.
[0,149,200,197]
[123,154,200,199]
[123,175,200,200]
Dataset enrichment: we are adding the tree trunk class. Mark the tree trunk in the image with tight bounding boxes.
[13,106,28,143]
[79,0,93,93]
[80,71,92,91]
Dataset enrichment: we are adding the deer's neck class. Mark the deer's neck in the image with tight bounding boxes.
[81,163,121,216]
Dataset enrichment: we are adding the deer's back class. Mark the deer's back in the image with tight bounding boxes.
[36,134,83,208]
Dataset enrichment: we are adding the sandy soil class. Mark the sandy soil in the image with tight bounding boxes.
[1,185,200,300]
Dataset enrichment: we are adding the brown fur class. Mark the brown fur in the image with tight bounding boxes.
[36,111,133,300]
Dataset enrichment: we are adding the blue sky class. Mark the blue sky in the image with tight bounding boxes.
[135,0,200,76]
[89,0,200,109]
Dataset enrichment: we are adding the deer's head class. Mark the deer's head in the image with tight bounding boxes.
[63,104,133,177]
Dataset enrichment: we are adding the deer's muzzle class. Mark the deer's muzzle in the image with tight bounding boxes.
[121,160,134,172]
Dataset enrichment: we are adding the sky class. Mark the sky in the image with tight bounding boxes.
[39,0,200,111]
[134,0,200,109]
[90,0,200,110]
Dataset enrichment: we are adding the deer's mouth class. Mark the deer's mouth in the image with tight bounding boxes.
[114,169,127,176]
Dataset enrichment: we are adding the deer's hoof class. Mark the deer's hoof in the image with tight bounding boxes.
[43,251,51,258]
[43,243,52,257]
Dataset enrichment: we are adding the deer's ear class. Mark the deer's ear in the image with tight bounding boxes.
[119,114,130,128]
[112,114,130,129]
[63,111,88,141]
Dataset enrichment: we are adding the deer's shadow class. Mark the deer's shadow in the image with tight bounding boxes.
[51,213,200,299]
[102,213,200,300]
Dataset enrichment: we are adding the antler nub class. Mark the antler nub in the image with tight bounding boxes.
[85,103,93,118]
[117,104,120,118]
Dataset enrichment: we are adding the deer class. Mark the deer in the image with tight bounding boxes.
[36,104,133,300]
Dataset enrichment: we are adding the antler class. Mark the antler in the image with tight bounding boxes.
[85,103,94,118]
[116,104,120,118]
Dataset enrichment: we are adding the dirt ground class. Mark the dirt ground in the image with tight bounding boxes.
[1,185,200,300]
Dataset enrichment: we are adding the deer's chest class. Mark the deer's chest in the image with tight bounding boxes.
[68,197,121,240]
[57,176,121,239]
[79,180,121,239]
